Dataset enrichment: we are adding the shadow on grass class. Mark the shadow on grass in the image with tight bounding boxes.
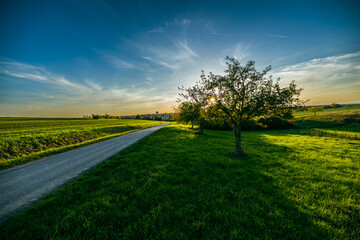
[0,125,332,239]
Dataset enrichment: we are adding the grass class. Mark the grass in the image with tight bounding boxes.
[292,107,360,129]
[0,118,167,170]
[1,123,359,239]
[299,123,359,140]
[293,105,360,118]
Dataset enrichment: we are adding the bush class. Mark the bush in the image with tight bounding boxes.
[241,119,265,131]
[258,116,294,130]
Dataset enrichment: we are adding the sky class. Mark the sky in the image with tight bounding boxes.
[0,0,359,117]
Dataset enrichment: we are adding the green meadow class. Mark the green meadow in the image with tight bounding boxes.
[0,109,359,239]
[0,118,167,170]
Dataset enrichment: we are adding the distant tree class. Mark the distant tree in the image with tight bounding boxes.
[330,103,341,108]
[175,101,203,130]
[154,116,162,121]
[179,56,303,155]
[91,114,100,119]
[135,114,142,119]
[271,108,294,119]
[307,106,324,116]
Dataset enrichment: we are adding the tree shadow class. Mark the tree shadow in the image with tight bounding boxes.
[190,129,331,239]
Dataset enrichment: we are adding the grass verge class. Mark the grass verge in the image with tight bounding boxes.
[1,124,359,239]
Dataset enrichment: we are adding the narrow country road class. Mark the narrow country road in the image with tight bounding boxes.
[0,123,170,223]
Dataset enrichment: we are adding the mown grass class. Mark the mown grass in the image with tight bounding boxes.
[0,118,167,170]
[1,123,358,239]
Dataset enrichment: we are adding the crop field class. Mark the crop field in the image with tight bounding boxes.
[1,109,359,239]
[0,118,167,170]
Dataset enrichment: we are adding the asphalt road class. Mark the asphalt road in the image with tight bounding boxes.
[0,123,170,223]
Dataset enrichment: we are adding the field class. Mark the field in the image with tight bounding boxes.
[0,112,359,239]
[292,105,360,129]
[0,118,167,170]
[293,105,360,117]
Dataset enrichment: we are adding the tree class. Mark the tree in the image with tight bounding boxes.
[175,101,203,131]
[203,104,232,130]
[307,106,324,116]
[179,56,303,155]
[135,114,142,119]
[178,83,210,134]
[330,103,341,108]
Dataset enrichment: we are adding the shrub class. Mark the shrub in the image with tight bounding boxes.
[241,119,265,131]
[258,116,294,130]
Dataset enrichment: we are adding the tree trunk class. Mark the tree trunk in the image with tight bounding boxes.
[191,122,194,129]
[233,125,242,155]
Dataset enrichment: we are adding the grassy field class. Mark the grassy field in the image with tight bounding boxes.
[1,121,359,239]
[292,105,360,129]
[0,118,167,170]
[293,104,360,117]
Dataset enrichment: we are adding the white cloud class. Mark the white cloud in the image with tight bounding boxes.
[176,40,198,58]
[142,56,177,70]
[148,18,191,33]
[266,34,297,39]
[181,19,191,25]
[105,55,135,69]
[141,39,199,70]
[204,21,220,36]
[233,42,249,60]
[85,79,102,91]
[149,27,163,33]
[0,58,174,116]
[0,58,88,91]
[272,52,360,104]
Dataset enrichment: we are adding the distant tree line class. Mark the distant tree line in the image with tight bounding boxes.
[83,114,121,119]
[122,113,173,121]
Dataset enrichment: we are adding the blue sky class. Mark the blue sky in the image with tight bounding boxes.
[0,0,359,117]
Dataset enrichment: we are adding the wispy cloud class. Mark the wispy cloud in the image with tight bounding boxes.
[233,42,250,60]
[0,58,87,91]
[176,40,198,58]
[142,56,177,70]
[0,58,172,116]
[105,55,135,69]
[149,27,163,33]
[85,79,102,91]
[204,21,221,36]
[272,52,360,104]
[148,18,191,33]
[266,34,298,39]
[181,19,191,25]
[141,39,199,70]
